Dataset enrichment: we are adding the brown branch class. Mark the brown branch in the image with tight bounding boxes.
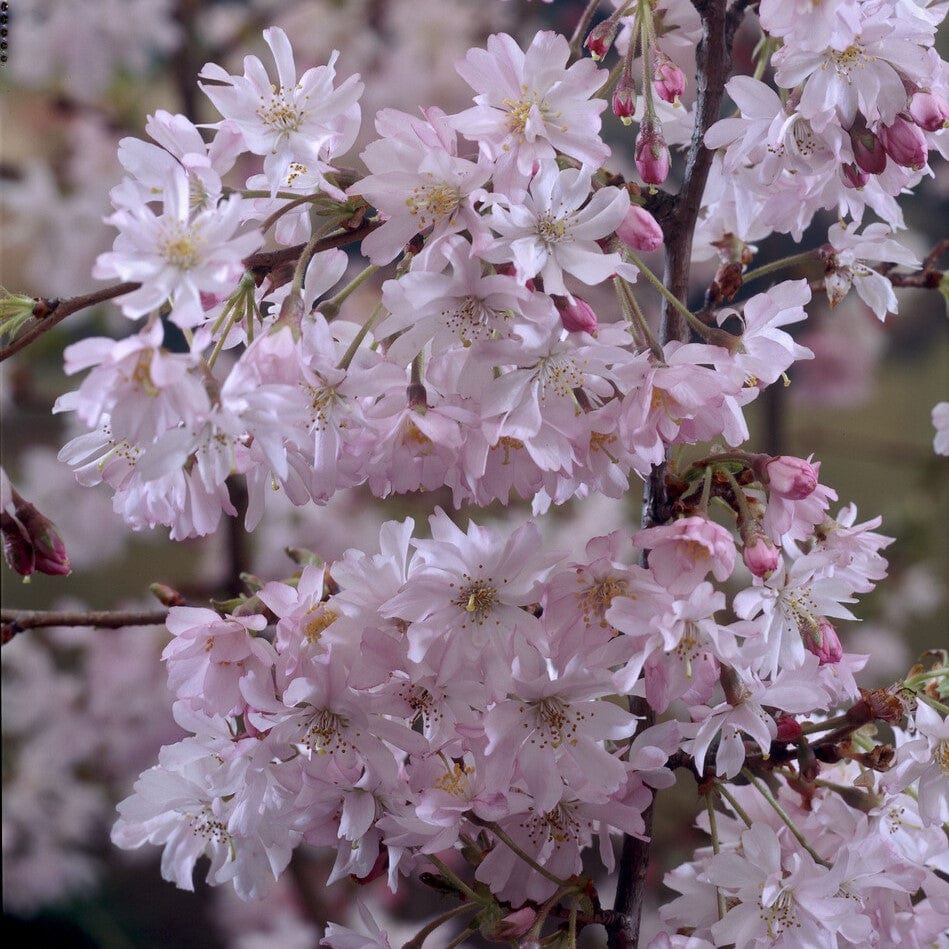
[1,608,169,645]
[0,220,381,363]
[609,3,734,947]
[0,282,139,362]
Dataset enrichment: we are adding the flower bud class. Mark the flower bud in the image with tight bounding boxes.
[742,534,779,579]
[909,90,949,132]
[878,116,927,170]
[485,907,537,941]
[761,455,818,500]
[584,20,617,61]
[14,501,71,576]
[1,513,35,577]
[636,122,670,185]
[841,162,870,190]
[617,205,664,252]
[803,618,843,665]
[654,58,685,104]
[849,123,887,175]
[556,295,598,335]
[612,67,636,125]
[775,714,803,743]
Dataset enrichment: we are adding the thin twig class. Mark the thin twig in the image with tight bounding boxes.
[2,608,169,645]
[0,283,139,362]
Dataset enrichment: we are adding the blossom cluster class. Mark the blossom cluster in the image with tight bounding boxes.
[4,0,946,944]
[111,476,949,944]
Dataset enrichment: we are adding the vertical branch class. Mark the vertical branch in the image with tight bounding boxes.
[608,2,734,946]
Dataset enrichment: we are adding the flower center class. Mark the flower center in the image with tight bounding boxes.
[256,85,306,133]
[188,807,230,844]
[443,296,502,347]
[537,213,570,246]
[159,224,203,270]
[527,696,580,749]
[406,179,461,229]
[434,761,473,797]
[830,44,870,81]
[303,605,338,644]
[577,575,628,627]
[454,576,499,623]
[301,709,352,755]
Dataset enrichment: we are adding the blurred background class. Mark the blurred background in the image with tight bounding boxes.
[2,1,946,945]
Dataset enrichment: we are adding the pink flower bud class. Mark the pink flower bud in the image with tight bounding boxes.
[775,714,803,743]
[1,513,35,577]
[654,59,685,104]
[849,125,887,175]
[742,535,779,579]
[909,90,949,132]
[635,121,670,185]
[15,502,71,576]
[486,907,537,941]
[556,295,598,335]
[762,455,818,500]
[584,20,617,61]
[841,162,870,189]
[617,205,664,252]
[612,67,636,125]
[878,116,928,170]
[803,618,843,665]
[613,86,635,124]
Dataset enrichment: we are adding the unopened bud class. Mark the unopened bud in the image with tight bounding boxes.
[150,583,186,607]
[556,295,599,335]
[841,162,870,189]
[760,455,818,500]
[12,500,71,576]
[584,19,617,61]
[803,618,843,665]
[775,714,803,743]
[635,121,670,185]
[485,907,537,942]
[742,534,780,579]
[612,67,636,124]
[849,123,887,175]
[617,205,664,252]
[909,90,949,132]
[1,513,35,577]
[878,116,928,170]
[654,58,685,104]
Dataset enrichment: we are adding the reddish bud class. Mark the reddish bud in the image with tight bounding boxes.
[14,502,71,576]
[654,58,686,104]
[1,513,35,577]
[636,122,670,185]
[761,455,818,500]
[775,714,803,743]
[909,90,949,132]
[584,20,617,61]
[742,535,780,579]
[556,295,599,335]
[849,122,888,175]
[803,618,843,665]
[841,162,870,189]
[485,907,537,941]
[612,66,636,124]
[617,205,664,252]
[879,116,928,169]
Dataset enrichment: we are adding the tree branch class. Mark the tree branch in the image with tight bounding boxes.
[0,282,140,362]
[1,608,169,645]
[609,3,733,946]
[0,220,381,363]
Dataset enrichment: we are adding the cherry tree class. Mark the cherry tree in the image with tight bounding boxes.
[2,1,948,946]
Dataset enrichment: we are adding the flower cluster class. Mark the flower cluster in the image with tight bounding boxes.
[3,2,945,945]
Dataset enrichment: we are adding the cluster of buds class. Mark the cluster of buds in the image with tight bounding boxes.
[845,92,945,186]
